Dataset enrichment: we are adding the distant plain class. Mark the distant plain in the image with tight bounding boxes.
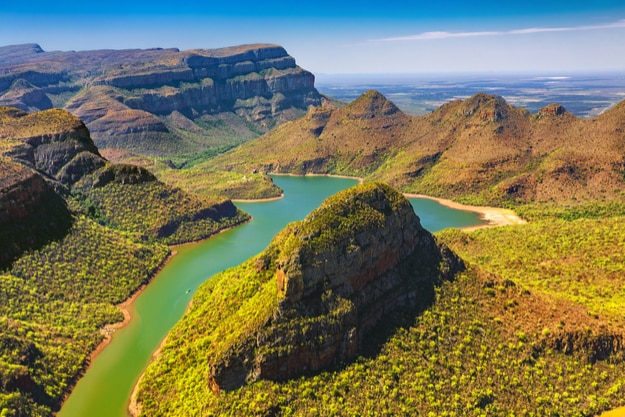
[316,72,625,118]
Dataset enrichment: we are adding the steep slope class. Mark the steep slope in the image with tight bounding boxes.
[206,91,625,205]
[0,106,249,416]
[0,106,250,245]
[0,159,72,267]
[0,43,322,157]
[132,182,462,415]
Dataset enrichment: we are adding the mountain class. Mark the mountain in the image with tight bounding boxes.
[0,43,322,157]
[205,91,625,205]
[0,106,249,416]
[132,181,625,417]
[131,182,463,415]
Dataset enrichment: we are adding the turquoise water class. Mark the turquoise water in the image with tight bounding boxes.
[58,176,484,417]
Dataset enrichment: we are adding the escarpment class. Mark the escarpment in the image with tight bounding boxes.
[0,43,322,156]
[200,182,463,393]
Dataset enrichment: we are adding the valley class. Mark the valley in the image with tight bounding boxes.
[1,41,625,417]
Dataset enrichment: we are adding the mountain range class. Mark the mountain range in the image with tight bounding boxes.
[206,90,625,205]
[0,43,321,158]
[2,42,625,417]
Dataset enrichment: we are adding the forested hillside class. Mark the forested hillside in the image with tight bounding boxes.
[0,105,249,416]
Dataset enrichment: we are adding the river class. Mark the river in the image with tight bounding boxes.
[58,176,484,417]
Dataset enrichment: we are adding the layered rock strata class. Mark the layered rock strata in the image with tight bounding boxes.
[0,43,322,155]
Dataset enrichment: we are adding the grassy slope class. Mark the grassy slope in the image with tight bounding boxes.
[199,92,625,205]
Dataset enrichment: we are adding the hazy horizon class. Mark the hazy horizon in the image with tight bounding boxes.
[2,1,625,74]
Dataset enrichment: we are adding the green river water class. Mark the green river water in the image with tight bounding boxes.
[58,176,484,417]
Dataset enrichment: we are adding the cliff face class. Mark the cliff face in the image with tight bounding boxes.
[0,159,72,267]
[0,43,322,156]
[0,106,106,184]
[203,182,463,393]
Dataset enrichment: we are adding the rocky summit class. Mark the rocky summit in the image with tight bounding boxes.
[0,43,322,156]
[211,182,462,391]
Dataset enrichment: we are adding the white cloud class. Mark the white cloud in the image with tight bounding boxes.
[375,19,625,42]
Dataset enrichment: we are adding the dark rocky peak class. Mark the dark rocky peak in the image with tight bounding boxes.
[207,182,463,393]
[460,92,511,122]
[89,164,157,188]
[537,103,568,117]
[344,90,401,120]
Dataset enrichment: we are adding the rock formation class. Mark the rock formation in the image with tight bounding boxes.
[204,182,463,393]
[0,105,249,262]
[0,43,322,156]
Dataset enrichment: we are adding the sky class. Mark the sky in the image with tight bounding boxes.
[1,1,625,75]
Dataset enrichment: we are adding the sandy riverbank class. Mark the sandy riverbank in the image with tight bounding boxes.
[404,193,527,230]
[245,172,525,230]
[231,194,284,203]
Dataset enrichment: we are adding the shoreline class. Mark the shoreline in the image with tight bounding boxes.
[89,217,251,359]
[57,218,250,415]
[88,250,176,362]
[57,249,175,413]
[404,193,527,230]
[231,194,284,203]
[241,172,525,230]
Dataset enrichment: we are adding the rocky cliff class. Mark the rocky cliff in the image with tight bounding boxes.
[0,43,322,156]
[0,106,107,184]
[0,158,72,267]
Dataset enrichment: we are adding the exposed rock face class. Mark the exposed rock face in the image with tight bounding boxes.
[0,106,106,184]
[538,103,567,117]
[0,43,322,155]
[0,159,72,267]
[207,182,463,392]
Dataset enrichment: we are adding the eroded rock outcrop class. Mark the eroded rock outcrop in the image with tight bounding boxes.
[205,182,463,393]
[0,106,106,184]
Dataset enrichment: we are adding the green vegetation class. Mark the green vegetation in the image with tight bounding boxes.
[0,105,254,416]
[135,193,625,416]
[136,270,625,417]
[0,217,169,416]
[439,207,625,320]
[72,164,250,244]
[153,167,282,201]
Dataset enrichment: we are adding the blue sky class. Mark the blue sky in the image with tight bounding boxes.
[2,1,625,74]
